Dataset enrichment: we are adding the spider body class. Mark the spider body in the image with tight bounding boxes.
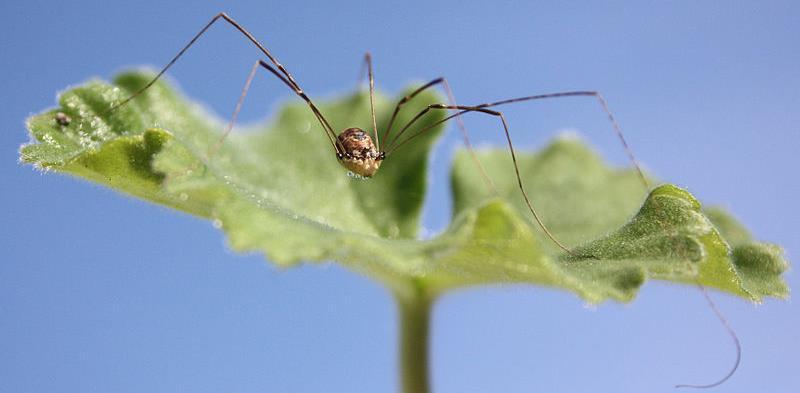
[336,127,384,177]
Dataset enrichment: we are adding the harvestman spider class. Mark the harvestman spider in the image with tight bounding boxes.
[107,12,647,255]
[103,13,738,388]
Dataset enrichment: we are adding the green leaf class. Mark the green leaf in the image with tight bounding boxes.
[22,71,789,303]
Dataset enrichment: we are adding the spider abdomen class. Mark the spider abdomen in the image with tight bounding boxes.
[337,127,383,177]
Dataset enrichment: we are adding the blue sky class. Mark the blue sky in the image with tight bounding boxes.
[2,1,798,392]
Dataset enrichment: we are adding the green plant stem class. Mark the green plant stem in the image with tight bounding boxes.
[397,286,432,393]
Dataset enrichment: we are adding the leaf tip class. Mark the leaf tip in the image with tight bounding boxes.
[649,184,702,211]
[733,244,789,275]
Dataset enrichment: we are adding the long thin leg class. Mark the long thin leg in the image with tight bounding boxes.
[355,53,369,88]
[441,80,498,194]
[110,12,296,109]
[208,60,262,159]
[382,77,443,146]
[164,58,340,183]
[379,77,496,192]
[490,92,647,188]
[354,52,379,150]
[675,286,741,389]
[104,12,340,154]
[254,60,341,153]
[388,103,574,254]
[164,59,261,184]
[386,90,648,190]
[207,59,343,157]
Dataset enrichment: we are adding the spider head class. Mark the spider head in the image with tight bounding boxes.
[336,127,383,177]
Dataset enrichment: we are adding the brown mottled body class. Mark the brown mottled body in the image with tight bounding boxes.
[336,127,384,177]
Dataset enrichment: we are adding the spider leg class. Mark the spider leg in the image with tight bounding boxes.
[163,59,258,185]
[387,103,574,254]
[104,12,341,154]
[254,60,341,152]
[208,59,262,159]
[206,60,340,157]
[387,91,648,190]
[675,285,741,389]
[485,92,647,188]
[379,77,497,193]
[385,91,647,254]
[164,59,339,187]
[354,52,379,149]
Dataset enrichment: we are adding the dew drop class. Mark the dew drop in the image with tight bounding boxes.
[179,192,189,201]
[212,219,223,229]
